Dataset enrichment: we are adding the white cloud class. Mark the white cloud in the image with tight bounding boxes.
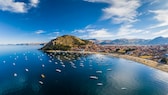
[88,28,113,38]
[153,29,168,37]
[53,32,60,34]
[75,24,153,40]
[73,28,95,33]
[30,0,39,7]
[116,24,153,39]
[49,36,57,39]
[72,25,98,33]
[0,0,27,13]
[53,32,60,37]
[84,0,110,3]
[0,0,40,13]
[73,29,86,33]
[152,0,168,8]
[84,0,141,24]
[118,24,142,36]
[47,32,60,39]
[150,0,160,5]
[74,27,113,40]
[35,30,45,34]
[149,10,168,28]
[81,0,168,39]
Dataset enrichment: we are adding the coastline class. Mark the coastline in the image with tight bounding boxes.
[107,53,168,73]
[45,50,168,73]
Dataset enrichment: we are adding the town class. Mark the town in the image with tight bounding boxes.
[100,45,168,64]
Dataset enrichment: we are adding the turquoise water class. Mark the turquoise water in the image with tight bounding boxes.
[0,45,168,95]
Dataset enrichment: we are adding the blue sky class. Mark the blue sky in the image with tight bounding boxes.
[0,0,168,44]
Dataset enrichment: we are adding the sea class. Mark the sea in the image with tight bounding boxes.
[0,45,168,95]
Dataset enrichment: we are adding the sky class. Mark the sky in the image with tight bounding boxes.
[0,0,168,44]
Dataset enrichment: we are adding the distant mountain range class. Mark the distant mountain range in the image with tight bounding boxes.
[0,43,46,46]
[89,36,168,45]
[5,36,167,46]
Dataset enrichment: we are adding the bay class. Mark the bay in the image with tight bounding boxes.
[0,45,168,95]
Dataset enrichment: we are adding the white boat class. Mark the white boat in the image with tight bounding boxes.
[62,65,65,67]
[14,73,17,77]
[56,69,61,72]
[72,65,77,68]
[90,76,98,80]
[48,60,52,63]
[121,87,127,90]
[25,68,29,72]
[41,74,45,78]
[96,71,102,73]
[42,64,45,67]
[80,63,84,67]
[13,63,16,66]
[39,81,44,85]
[60,62,64,64]
[107,69,112,71]
[97,83,103,86]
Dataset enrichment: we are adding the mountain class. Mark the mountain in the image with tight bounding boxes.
[41,35,101,51]
[88,39,103,44]
[89,36,168,45]
[100,39,149,45]
[41,36,168,50]
[148,37,168,45]
[89,39,150,45]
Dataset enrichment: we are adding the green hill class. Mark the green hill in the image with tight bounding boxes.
[41,35,98,51]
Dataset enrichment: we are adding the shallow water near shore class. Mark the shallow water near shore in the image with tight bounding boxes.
[0,45,168,95]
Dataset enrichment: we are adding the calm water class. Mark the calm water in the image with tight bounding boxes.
[0,45,168,95]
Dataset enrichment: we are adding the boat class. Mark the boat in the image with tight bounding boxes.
[39,81,44,85]
[80,63,84,67]
[62,65,65,67]
[55,62,58,64]
[107,69,112,71]
[3,61,6,63]
[90,76,98,80]
[25,68,29,72]
[72,65,77,68]
[42,64,45,67]
[97,82,103,86]
[121,87,127,90]
[41,74,45,78]
[56,69,61,72]
[13,63,16,66]
[48,60,52,63]
[60,62,64,64]
[96,71,102,73]
[14,73,17,77]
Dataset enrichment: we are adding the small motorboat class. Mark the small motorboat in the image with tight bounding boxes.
[90,76,98,80]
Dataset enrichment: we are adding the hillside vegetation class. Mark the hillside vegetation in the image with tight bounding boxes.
[41,35,98,51]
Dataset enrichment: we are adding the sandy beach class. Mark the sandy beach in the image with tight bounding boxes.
[46,50,168,73]
[107,53,168,73]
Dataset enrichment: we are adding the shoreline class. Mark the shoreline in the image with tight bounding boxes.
[46,50,168,73]
[107,53,168,73]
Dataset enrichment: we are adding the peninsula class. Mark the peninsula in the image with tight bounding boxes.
[41,35,101,52]
[41,35,168,73]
